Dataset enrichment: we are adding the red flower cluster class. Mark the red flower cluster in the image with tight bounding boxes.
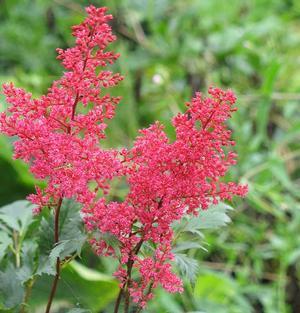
[85,87,247,307]
[0,5,247,309]
[0,6,123,214]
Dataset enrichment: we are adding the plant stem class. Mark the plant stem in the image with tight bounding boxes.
[124,260,133,313]
[123,205,161,313]
[124,238,144,313]
[20,278,34,313]
[44,198,63,313]
[12,230,21,268]
[112,237,144,313]
[113,288,124,313]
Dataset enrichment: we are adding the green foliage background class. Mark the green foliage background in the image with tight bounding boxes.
[1,0,300,312]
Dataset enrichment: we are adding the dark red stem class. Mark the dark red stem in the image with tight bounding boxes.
[113,288,124,313]
[44,198,63,313]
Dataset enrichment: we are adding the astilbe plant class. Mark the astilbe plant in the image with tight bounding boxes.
[0,5,247,313]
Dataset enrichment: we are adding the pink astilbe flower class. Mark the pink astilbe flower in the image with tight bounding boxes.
[0,5,247,311]
[0,6,123,212]
[86,87,247,308]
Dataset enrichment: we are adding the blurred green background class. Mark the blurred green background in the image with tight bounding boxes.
[1,0,300,312]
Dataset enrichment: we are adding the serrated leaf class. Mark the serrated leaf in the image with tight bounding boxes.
[36,199,86,276]
[174,202,233,239]
[0,232,11,260]
[0,265,24,310]
[37,209,54,249]
[36,212,55,275]
[35,255,56,276]
[0,200,34,235]
[172,241,207,253]
[17,240,38,283]
[49,235,86,264]
[38,198,83,255]
[193,202,233,230]
[59,198,82,240]
[174,253,199,282]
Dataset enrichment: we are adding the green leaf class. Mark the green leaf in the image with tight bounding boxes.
[0,232,11,260]
[186,202,233,233]
[35,255,56,276]
[0,200,34,235]
[49,236,86,265]
[172,241,206,253]
[64,261,119,311]
[0,265,24,310]
[59,198,83,240]
[196,202,233,229]
[36,198,86,276]
[30,261,119,312]
[69,261,117,282]
[17,240,38,283]
[174,253,199,282]
[173,202,233,241]
[194,271,252,312]
[194,272,235,302]
[35,213,55,276]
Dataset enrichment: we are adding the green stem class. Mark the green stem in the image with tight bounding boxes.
[12,230,21,268]
[20,278,35,313]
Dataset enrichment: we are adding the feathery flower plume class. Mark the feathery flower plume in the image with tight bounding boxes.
[0,5,247,311]
[1,6,123,214]
[85,87,247,309]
